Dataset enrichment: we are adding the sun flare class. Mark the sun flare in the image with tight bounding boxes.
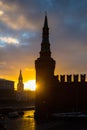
[24,80,36,91]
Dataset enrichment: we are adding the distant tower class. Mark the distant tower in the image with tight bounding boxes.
[35,14,56,118]
[17,70,24,91]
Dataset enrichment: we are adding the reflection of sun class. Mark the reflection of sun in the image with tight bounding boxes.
[24,80,36,91]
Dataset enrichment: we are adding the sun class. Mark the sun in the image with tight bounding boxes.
[24,80,36,91]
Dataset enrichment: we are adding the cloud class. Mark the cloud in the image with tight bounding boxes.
[25,68,34,72]
[0,1,37,31]
[0,36,19,45]
[0,10,4,16]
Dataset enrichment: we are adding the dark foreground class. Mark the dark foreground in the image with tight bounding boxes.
[47,120,87,130]
[35,115,87,130]
[1,110,87,130]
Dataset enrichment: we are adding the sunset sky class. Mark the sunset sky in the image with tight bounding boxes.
[0,0,87,88]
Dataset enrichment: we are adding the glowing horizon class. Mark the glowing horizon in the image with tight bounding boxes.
[14,79,36,91]
[24,79,36,91]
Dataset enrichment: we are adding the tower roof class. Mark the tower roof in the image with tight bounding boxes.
[44,13,48,28]
[17,69,24,91]
[19,69,23,81]
[40,14,51,58]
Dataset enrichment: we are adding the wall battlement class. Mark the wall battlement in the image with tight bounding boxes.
[57,74,86,82]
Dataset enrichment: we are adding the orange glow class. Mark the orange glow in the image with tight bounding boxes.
[1,68,36,91]
[24,80,36,91]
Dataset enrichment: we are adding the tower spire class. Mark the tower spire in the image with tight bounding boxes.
[40,13,51,58]
[19,69,23,82]
[17,69,24,91]
[44,12,48,28]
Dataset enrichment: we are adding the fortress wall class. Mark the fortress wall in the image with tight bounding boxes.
[57,74,86,83]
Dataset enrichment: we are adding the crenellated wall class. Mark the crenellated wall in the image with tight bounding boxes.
[57,74,86,83]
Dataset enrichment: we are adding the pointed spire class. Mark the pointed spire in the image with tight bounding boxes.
[40,13,51,58]
[19,69,22,77]
[17,69,24,91]
[44,12,48,28]
[19,69,23,82]
[42,12,49,42]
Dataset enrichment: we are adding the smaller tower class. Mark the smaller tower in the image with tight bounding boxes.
[17,70,24,91]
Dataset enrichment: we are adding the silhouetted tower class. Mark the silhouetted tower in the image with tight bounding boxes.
[17,70,24,91]
[35,14,56,118]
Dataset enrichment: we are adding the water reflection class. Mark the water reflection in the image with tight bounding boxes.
[7,110,50,130]
[7,110,35,130]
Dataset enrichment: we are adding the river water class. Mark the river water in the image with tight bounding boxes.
[6,110,58,130]
[7,110,35,130]
[5,110,87,130]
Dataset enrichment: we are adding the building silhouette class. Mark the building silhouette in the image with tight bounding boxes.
[35,15,87,118]
[0,79,15,101]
